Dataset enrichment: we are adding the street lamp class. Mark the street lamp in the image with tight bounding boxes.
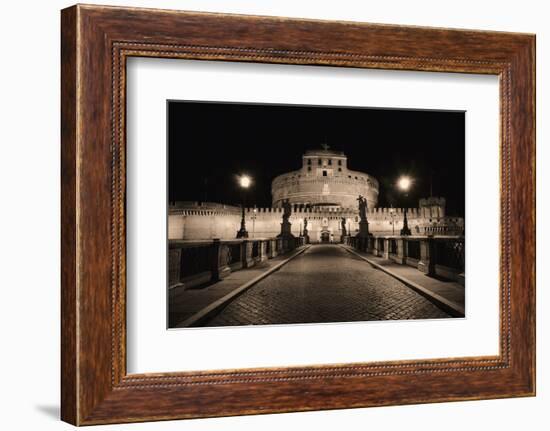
[252,206,257,238]
[397,176,412,192]
[389,205,396,235]
[239,175,251,189]
[236,175,251,238]
[397,175,412,236]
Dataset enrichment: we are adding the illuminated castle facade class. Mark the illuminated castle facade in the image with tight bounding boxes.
[271,148,379,210]
[169,148,464,242]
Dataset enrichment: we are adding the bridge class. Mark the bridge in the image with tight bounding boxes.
[169,236,465,328]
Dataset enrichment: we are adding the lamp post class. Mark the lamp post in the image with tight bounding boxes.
[397,175,412,236]
[252,206,257,238]
[236,175,251,238]
[390,205,396,236]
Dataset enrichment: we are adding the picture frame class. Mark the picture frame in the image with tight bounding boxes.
[61,4,535,425]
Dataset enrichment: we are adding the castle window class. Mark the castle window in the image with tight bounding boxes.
[307,166,311,172]
[338,160,342,166]
[323,170,327,176]
[328,159,332,165]
[307,159,311,165]
[338,168,342,172]
[318,159,322,165]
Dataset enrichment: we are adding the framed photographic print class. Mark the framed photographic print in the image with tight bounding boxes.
[61,4,535,425]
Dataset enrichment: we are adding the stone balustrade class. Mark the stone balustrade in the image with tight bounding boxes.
[346,234,465,284]
[169,236,307,289]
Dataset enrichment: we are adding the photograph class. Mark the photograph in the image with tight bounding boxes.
[167,101,466,328]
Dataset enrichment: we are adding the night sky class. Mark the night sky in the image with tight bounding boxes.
[168,101,465,217]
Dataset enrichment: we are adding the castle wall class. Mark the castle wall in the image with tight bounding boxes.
[272,172,378,209]
[168,203,242,240]
[271,149,379,209]
[169,203,464,241]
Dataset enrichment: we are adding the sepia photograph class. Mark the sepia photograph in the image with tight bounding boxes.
[167,101,465,328]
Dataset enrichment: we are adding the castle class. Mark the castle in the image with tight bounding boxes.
[169,148,464,242]
[271,147,379,210]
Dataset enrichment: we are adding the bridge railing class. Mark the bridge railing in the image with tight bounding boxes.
[169,236,306,289]
[346,235,465,284]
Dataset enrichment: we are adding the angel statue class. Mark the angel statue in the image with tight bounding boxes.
[282,199,292,221]
[357,195,368,222]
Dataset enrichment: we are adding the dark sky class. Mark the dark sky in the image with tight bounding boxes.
[168,101,465,217]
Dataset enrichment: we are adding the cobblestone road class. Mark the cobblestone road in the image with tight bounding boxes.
[205,244,450,326]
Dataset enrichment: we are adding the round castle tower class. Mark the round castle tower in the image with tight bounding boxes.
[271,147,379,210]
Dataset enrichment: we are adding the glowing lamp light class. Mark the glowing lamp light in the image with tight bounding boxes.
[239,175,251,188]
[397,176,412,191]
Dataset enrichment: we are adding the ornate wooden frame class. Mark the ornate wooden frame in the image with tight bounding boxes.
[61,4,535,425]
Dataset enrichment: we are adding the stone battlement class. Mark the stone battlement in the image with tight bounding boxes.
[168,201,448,219]
[168,199,463,242]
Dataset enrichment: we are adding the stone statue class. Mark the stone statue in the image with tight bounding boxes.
[341,217,347,236]
[277,199,295,239]
[282,199,292,221]
[357,195,368,222]
[356,195,370,239]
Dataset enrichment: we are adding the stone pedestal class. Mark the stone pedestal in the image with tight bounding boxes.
[417,237,435,276]
[277,220,295,239]
[383,239,390,259]
[168,248,182,288]
[268,239,277,258]
[374,237,383,257]
[259,240,268,262]
[396,238,407,264]
[356,220,370,238]
[241,240,254,269]
[211,239,231,282]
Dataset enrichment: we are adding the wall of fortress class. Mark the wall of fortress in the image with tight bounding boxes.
[169,202,464,242]
[271,172,379,209]
[271,166,378,208]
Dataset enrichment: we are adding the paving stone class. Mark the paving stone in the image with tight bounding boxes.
[205,244,450,327]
